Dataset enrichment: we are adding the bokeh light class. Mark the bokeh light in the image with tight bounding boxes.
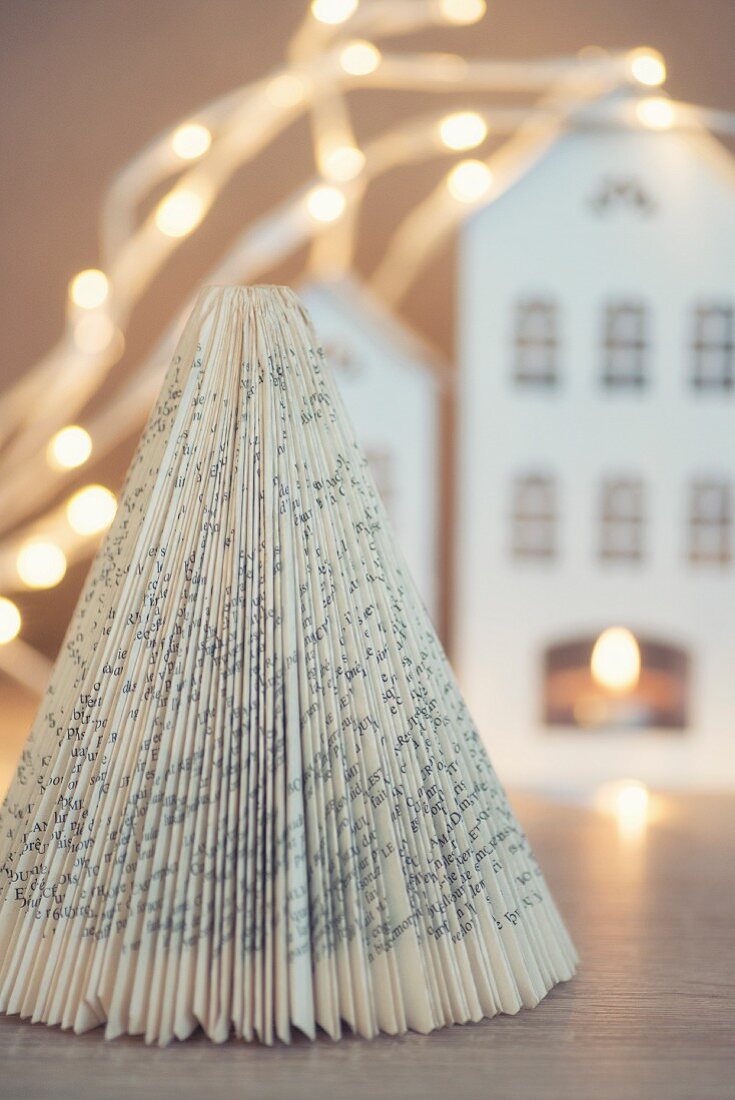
[339,40,381,76]
[69,269,109,310]
[306,184,347,222]
[47,426,92,470]
[439,0,487,25]
[439,111,488,151]
[0,597,21,645]
[629,48,667,87]
[446,159,493,202]
[155,189,206,237]
[311,0,358,24]
[171,122,212,160]
[322,144,366,182]
[16,540,67,589]
[636,96,675,130]
[66,485,118,536]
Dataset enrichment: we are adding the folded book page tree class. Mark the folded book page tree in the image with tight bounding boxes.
[0,286,576,1045]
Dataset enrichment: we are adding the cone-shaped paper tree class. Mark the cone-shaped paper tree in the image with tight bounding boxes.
[0,286,576,1045]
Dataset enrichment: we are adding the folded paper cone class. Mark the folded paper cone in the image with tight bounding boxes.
[0,285,577,1045]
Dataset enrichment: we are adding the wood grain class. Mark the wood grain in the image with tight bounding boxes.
[1,792,733,1100]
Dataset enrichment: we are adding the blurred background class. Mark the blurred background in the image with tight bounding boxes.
[1,0,733,811]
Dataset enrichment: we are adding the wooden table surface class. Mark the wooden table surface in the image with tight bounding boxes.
[1,791,733,1100]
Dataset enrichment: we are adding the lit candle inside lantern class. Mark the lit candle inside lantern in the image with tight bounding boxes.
[590,627,641,693]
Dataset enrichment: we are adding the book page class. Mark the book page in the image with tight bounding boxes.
[0,285,577,1045]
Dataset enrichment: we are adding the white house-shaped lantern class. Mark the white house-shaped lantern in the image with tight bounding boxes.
[301,275,444,622]
[455,91,735,793]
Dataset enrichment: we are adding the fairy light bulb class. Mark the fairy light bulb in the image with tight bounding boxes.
[438,0,487,25]
[16,540,67,589]
[171,122,212,160]
[73,313,118,355]
[629,48,666,87]
[66,485,117,536]
[0,597,21,644]
[339,40,381,76]
[322,144,365,182]
[69,269,109,310]
[154,188,206,237]
[438,111,488,151]
[446,159,493,202]
[311,0,358,24]
[636,96,675,130]
[306,184,347,223]
[73,315,116,355]
[47,425,92,470]
[265,73,308,108]
[590,627,641,693]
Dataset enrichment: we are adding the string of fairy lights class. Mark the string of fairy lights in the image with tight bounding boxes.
[0,0,732,692]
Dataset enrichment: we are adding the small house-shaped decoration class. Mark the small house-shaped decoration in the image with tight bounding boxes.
[301,275,445,623]
[455,90,735,792]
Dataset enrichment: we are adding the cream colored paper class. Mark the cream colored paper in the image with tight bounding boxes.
[0,286,576,1045]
